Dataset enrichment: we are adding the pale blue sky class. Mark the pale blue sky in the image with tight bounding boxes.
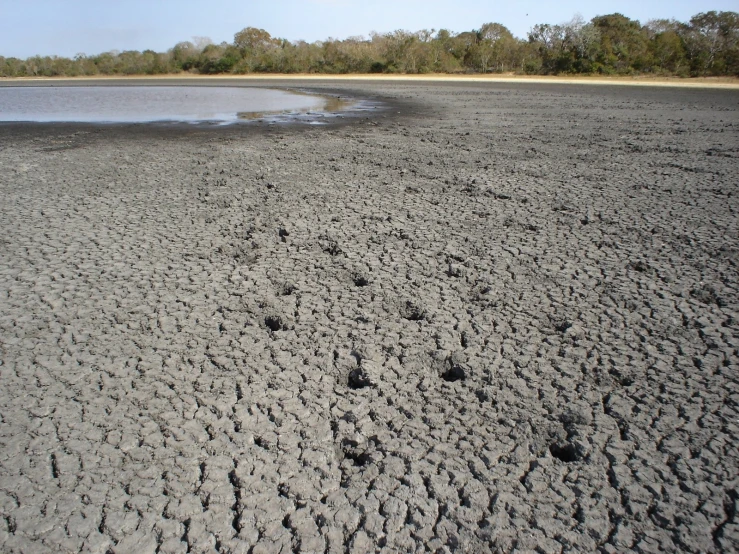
[1,0,735,58]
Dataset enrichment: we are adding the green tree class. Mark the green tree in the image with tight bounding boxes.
[73,53,99,76]
[528,23,569,73]
[0,57,25,77]
[170,41,200,71]
[646,20,687,74]
[378,30,431,73]
[470,23,517,72]
[2,11,738,78]
[683,11,739,74]
[197,43,240,74]
[591,13,649,73]
[426,29,462,72]
[234,27,275,54]
[562,15,601,72]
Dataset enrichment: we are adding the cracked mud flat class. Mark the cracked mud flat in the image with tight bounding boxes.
[0,80,738,554]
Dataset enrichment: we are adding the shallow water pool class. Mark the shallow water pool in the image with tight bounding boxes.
[0,86,337,123]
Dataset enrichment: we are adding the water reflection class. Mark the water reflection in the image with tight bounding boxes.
[236,94,353,120]
[0,86,352,124]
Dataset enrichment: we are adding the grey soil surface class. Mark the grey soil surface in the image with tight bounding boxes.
[0,79,738,554]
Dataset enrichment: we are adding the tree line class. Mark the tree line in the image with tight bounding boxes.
[2,11,737,78]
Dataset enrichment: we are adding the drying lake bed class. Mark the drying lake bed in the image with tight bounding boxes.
[0,78,737,553]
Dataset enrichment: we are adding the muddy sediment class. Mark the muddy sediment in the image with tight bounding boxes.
[0,80,737,553]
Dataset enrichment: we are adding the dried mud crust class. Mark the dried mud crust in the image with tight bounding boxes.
[0,82,737,554]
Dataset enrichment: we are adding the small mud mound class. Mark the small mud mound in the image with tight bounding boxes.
[346,358,381,389]
[319,235,343,256]
[690,285,726,307]
[352,273,370,287]
[431,350,468,383]
[347,366,372,389]
[399,300,426,321]
[340,439,372,467]
[275,281,297,296]
[627,259,651,273]
[217,243,259,264]
[440,364,466,383]
[264,315,288,332]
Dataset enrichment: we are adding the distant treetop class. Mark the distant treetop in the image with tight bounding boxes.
[2,11,737,78]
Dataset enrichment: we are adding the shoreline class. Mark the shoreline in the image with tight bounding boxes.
[1,72,739,89]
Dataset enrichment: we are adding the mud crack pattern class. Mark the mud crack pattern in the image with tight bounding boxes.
[0,81,738,553]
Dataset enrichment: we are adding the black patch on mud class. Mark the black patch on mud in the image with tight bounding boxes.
[440,364,467,383]
[276,282,297,296]
[347,366,372,389]
[628,260,651,273]
[341,439,372,467]
[550,442,579,463]
[324,241,342,256]
[264,315,287,332]
[352,273,370,287]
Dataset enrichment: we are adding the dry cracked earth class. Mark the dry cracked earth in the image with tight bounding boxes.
[0,80,738,554]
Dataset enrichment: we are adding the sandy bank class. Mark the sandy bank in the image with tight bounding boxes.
[2,72,739,89]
